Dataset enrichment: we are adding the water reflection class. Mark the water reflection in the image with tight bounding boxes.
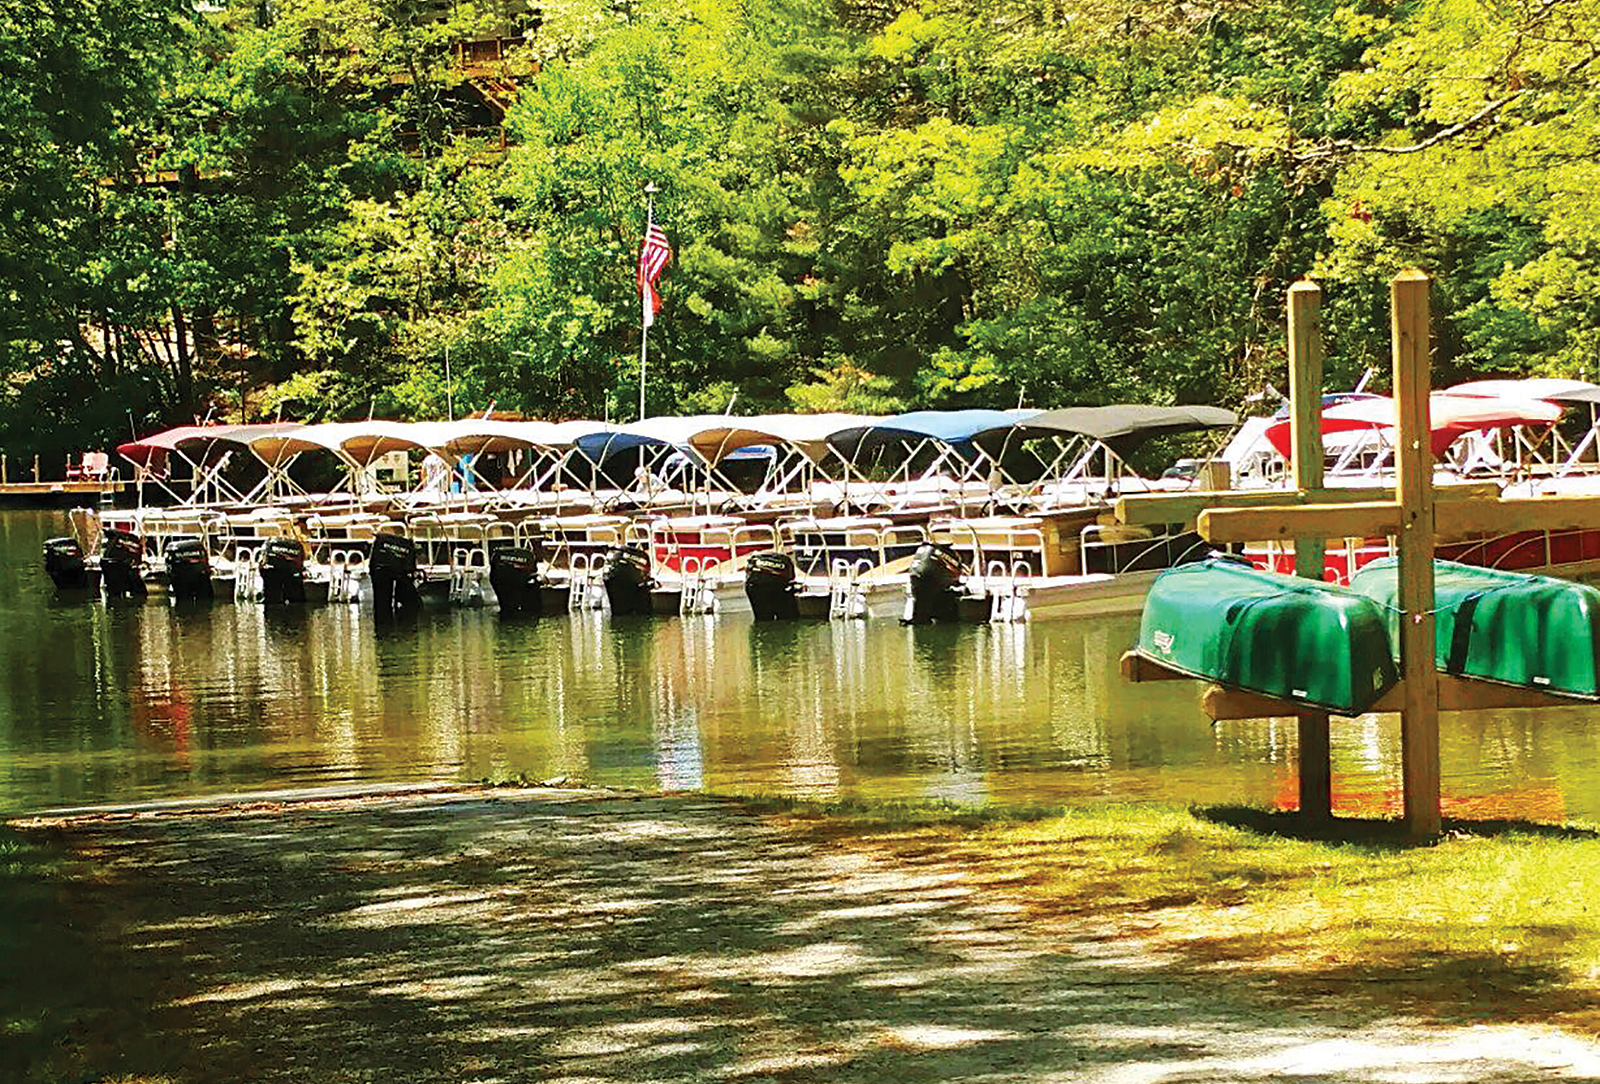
[2,509,1600,820]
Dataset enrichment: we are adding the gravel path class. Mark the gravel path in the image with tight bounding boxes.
[11,786,1600,1083]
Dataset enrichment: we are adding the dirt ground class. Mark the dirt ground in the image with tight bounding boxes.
[8,785,1600,1083]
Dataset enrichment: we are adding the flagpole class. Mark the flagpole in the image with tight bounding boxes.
[640,182,658,422]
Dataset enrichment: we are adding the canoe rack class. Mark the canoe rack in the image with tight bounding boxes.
[1120,650,1589,721]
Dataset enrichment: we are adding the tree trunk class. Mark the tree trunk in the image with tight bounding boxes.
[171,304,195,415]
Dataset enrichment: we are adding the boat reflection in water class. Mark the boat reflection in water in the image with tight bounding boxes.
[6,509,1600,823]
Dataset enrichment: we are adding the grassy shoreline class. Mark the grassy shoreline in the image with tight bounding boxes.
[746,795,1600,1031]
[7,787,1600,1075]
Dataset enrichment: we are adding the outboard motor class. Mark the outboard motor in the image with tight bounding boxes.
[260,537,308,604]
[601,543,654,616]
[43,537,89,592]
[744,550,799,621]
[369,531,421,615]
[165,537,214,601]
[905,541,965,624]
[99,528,147,599]
[490,542,545,615]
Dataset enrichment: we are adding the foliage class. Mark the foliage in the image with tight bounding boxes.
[7,0,1600,462]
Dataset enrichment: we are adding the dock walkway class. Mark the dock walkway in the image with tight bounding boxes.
[0,479,130,505]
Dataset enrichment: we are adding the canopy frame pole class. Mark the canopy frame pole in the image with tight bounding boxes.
[1028,436,1085,506]
[1060,436,1101,487]
[1557,423,1599,479]
[245,452,309,504]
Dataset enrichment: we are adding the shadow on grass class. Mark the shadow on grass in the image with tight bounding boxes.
[0,825,158,1084]
[11,793,1600,1083]
[759,798,1600,1037]
[1196,804,1600,846]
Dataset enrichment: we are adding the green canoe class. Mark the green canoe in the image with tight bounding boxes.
[1138,558,1400,715]
[1349,558,1600,700]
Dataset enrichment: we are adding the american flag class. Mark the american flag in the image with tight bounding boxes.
[637,220,672,329]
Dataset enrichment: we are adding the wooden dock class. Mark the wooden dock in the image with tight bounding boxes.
[0,480,131,504]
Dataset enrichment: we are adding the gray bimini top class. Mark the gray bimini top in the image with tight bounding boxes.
[970,404,1239,454]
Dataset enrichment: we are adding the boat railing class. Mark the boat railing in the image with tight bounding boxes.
[936,521,1049,596]
[325,548,367,603]
[513,520,545,550]
[232,547,265,602]
[648,521,776,579]
[566,551,605,611]
[1080,522,1207,576]
[536,517,630,572]
[826,555,878,619]
[134,510,228,561]
[305,511,384,540]
[779,521,926,577]
[409,514,494,574]
[216,511,297,563]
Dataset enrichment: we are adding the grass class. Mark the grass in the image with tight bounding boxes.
[756,796,1600,1031]
[11,788,1600,1076]
[0,824,164,1084]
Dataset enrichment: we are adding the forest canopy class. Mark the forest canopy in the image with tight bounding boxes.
[0,0,1594,463]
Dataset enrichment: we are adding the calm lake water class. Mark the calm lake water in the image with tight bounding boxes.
[2,508,1597,821]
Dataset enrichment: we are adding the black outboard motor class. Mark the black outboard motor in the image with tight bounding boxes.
[602,543,654,616]
[100,528,147,599]
[744,550,799,620]
[260,537,308,604]
[43,537,89,592]
[165,537,214,601]
[490,542,545,615]
[905,542,966,624]
[369,531,421,615]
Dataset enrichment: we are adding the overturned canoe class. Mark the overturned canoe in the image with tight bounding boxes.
[1349,558,1600,700]
[1138,558,1399,715]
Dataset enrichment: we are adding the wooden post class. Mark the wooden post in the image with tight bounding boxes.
[32,455,39,483]
[1288,280,1332,820]
[1393,269,1441,838]
[1,453,7,485]
[1289,281,1326,581]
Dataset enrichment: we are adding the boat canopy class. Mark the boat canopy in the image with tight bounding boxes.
[570,415,730,462]
[116,423,307,468]
[1449,378,1600,404]
[405,419,593,459]
[683,413,879,465]
[971,404,1238,451]
[1270,392,1385,420]
[826,409,1040,459]
[248,421,432,466]
[1264,394,1564,459]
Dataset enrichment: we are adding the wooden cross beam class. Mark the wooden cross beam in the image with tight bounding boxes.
[1197,491,1600,544]
[1114,482,1500,530]
[1120,651,1585,718]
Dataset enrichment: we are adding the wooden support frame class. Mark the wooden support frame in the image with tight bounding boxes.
[1118,269,1454,839]
[1122,652,1587,718]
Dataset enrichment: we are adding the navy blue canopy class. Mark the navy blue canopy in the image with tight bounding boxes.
[571,416,732,463]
